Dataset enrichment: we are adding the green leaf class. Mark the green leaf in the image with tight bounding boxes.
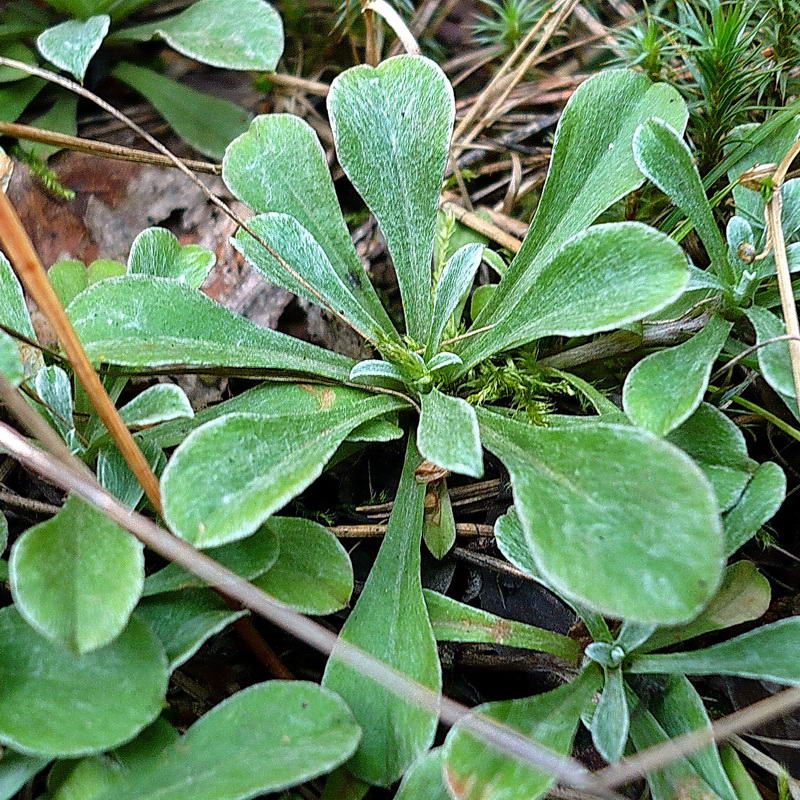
[427,243,483,354]
[478,409,723,623]
[119,384,193,428]
[623,315,732,436]
[746,305,796,398]
[49,260,88,307]
[0,41,37,83]
[0,252,35,340]
[85,682,360,800]
[112,62,250,160]
[395,750,449,800]
[10,495,144,654]
[442,666,601,800]
[418,389,483,477]
[323,439,440,786]
[36,15,109,82]
[0,750,49,800]
[643,561,771,653]
[472,69,688,331]
[422,478,456,559]
[128,227,215,288]
[233,213,388,342]
[724,462,786,555]
[456,223,688,370]
[328,55,454,341]
[720,745,764,800]
[137,589,247,671]
[253,517,353,615]
[0,608,166,757]
[0,330,22,386]
[633,119,729,278]
[628,617,800,683]
[667,403,755,512]
[96,439,164,509]
[162,395,403,547]
[648,676,737,800]
[22,93,78,161]
[87,258,125,284]
[144,526,278,596]
[222,114,395,337]
[0,77,44,123]
[423,589,579,662]
[349,360,406,384]
[591,668,628,763]
[34,365,74,443]
[113,0,283,71]
[68,275,353,382]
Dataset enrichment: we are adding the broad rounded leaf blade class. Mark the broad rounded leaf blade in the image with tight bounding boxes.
[418,388,483,478]
[10,495,144,654]
[478,409,724,623]
[127,227,215,288]
[37,15,109,81]
[395,749,449,800]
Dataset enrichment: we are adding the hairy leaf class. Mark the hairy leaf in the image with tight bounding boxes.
[36,15,109,81]
[724,462,786,555]
[591,668,628,763]
[127,227,215,288]
[395,750,449,800]
[418,389,483,477]
[119,384,193,428]
[422,478,456,559]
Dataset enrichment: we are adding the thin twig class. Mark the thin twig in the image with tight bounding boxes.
[365,0,420,54]
[712,335,800,379]
[329,522,493,538]
[0,488,60,515]
[441,198,523,252]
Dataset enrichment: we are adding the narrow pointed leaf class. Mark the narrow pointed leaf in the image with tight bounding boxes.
[162,396,403,547]
[349,360,406,384]
[112,0,283,71]
[633,119,729,275]
[328,55,454,341]
[10,495,144,654]
[442,667,601,800]
[423,478,456,559]
[478,409,723,623]
[86,682,360,800]
[323,439,441,786]
[253,517,353,615]
[720,746,763,800]
[0,608,167,757]
[119,384,193,428]
[592,668,628,763]
[35,365,74,442]
[97,439,164,509]
[724,462,786,555]
[222,114,395,335]
[395,750,449,800]
[427,351,462,371]
[113,62,250,159]
[37,15,109,81]
[128,227,215,288]
[623,315,731,436]
[418,389,483,477]
[614,621,656,653]
[457,223,688,369]
[68,276,353,381]
[0,251,36,339]
[628,617,800,683]
[473,69,687,329]
[424,590,579,663]
[427,243,483,354]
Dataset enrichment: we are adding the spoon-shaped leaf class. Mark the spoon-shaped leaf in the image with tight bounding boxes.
[162,395,405,547]
[323,439,441,786]
[457,223,688,370]
[746,305,796,398]
[119,384,193,428]
[478,408,723,623]
[0,608,167,757]
[623,315,731,436]
[68,276,353,382]
[10,496,143,654]
[591,668,628,763]
[395,749,449,800]
[418,389,483,477]
[328,55,454,341]
[724,462,786,555]
[127,227,215,288]
[628,617,800,683]
[37,15,109,82]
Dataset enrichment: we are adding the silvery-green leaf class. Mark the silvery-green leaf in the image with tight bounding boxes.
[614,621,656,653]
[478,408,723,624]
[329,55,454,341]
[162,395,403,547]
[127,227,215,288]
[633,119,729,278]
[68,276,353,382]
[642,561,771,653]
[254,517,353,615]
[119,384,193,428]
[422,478,456,559]
[112,0,283,71]
[418,389,483,478]
[457,223,688,370]
[96,440,164,509]
[746,305,796,398]
[346,416,403,443]
[426,351,462,371]
[724,462,786,555]
[0,749,49,800]
[323,440,440,786]
[36,15,109,82]
[143,526,278,596]
[442,666,601,800]
[233,213,388,342]
[395,750,449,800]
[0,608,167,757]
[472,69,688,330]
[623,315,731,436]
[427,243,483,354]
[137,589,247,671]
[688,265,725,291]
[0,330,22,386]
[423,589,579,663]
[10,495,143,654]
[348,360,406,384]
[628,617,800,683]
[49,260,88,308]
[591,668,628,763]
[34,365,75,444]
[222,114,395,336]
[0,252,35,340]
[112,62,250,160]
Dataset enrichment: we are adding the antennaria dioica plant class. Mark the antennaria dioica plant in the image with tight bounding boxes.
[0,23,797,800]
